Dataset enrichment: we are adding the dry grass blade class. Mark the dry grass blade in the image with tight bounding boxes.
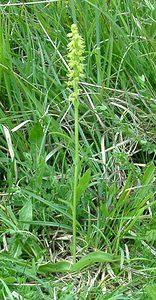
[11,120,31,132]
[2,125,14,161]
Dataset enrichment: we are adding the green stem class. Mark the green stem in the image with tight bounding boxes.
[73,100,79,264]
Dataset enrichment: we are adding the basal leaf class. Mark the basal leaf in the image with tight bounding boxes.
[38,251,118,274]
[72,251,118,272]
[38,261,72,273]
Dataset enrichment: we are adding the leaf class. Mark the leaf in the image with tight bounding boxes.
[0,252,33,277]
[134,162,155,205]
[141,162,155,186]
[144,284,156,300]
[38,251,118,274]
[0,278,14,300]
[29,122,44,149]
[36,156,46,189]
[22,220,71,230]
[72,251,118,272]
[38,261,72,273]
[24,239,43,260]
[76,168,91,203]
[2,125,14,161]
[3,277,16,284]
[19,199,32,231]
[24,190,74,224]
[145,230,156,243]
[11,120,31,132]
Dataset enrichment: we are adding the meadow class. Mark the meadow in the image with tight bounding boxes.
[0,0,156,299]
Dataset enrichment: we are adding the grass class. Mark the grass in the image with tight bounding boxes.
[0,0,156,299]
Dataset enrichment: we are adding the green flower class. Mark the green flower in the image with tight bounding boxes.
[67,24,85,104]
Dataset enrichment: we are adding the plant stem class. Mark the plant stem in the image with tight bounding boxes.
[73,100,79,264]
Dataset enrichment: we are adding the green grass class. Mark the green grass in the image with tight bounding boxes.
[0,0,156,299]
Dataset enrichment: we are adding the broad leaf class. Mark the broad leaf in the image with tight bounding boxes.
[38,261,72,273]
[38,251,118,273]
[29,121,44,150]
[72,251,118,272]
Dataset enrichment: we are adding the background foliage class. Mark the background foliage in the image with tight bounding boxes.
[0,0,156,299]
